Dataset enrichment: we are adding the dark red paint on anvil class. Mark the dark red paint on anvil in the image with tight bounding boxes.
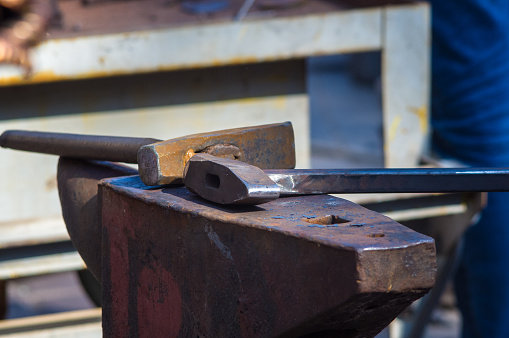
[99,175,436,338]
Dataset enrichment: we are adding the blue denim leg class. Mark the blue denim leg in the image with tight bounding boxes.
[454,192,509,338]
[429,0,509,337]
[430,0,509,167]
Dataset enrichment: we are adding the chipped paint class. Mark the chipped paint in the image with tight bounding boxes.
[408,105,429,133]
[388,115,402,145]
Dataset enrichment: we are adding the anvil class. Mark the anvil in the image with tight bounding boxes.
[2,124,437,337]
[97,171,435,337]
[56,158,435,337]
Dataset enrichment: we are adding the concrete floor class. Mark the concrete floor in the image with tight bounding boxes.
[3,54,461,337]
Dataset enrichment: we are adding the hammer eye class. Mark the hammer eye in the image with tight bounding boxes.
[205,173,221,189]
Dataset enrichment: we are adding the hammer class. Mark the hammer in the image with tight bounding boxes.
[183,153,509,205]
[0,122,296,186]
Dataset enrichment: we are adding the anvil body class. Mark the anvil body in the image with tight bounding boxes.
[99,176,436,337]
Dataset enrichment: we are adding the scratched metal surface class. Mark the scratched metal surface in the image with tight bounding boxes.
[100,175,436,337]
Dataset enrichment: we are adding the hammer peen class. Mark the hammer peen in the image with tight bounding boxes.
[183,153,509,205]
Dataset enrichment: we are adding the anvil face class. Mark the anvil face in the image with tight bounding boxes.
[100,176,436,338]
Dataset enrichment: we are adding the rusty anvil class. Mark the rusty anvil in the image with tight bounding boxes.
[0,123,436,337]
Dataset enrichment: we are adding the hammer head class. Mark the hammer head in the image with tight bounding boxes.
[184,153,280,205]
[138,122,295,186]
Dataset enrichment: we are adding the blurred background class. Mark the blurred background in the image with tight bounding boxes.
[0,1,464,337]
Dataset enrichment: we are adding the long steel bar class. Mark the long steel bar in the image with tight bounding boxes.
[184,154,509,205]
[266,167,509,194]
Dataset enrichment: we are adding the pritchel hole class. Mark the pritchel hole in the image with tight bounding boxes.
[366,233,385,238]
[304,215,350,225]
[205,173,221,189]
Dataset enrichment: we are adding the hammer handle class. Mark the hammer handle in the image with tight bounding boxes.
[0,130,161,163]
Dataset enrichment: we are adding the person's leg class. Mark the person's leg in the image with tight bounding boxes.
[431,0,509,167]
[454,192,509,338]
[430,1,509,337]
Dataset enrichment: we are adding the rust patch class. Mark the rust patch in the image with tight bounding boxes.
[409,105,429,133]
[137,264,182,337]
[303,214,350,225]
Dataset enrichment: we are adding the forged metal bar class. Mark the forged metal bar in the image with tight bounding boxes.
[184,154,509,205]
[0,130,160,163]
[266,168,509,194]
[184,153,280,204]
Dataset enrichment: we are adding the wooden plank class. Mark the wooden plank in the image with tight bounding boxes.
[0,217,69,249]
[0,308,101,337]
[0,8,381,86]
[0,252,85,280]
[381,3,430,167]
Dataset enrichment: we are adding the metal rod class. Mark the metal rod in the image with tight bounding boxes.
[183,154,509,205]
[266,167,509,194]
[0,130,161,163]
